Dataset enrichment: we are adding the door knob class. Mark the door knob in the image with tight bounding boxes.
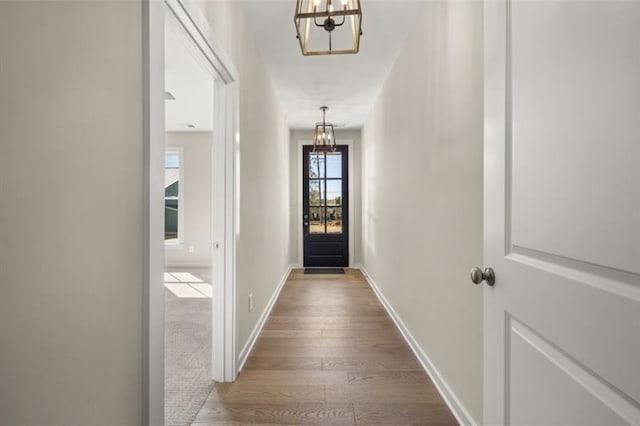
[470,267,495,286]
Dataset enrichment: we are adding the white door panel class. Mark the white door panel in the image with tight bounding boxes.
[509,317,630,426]
[510,1,640,274]
[484,1,640,424]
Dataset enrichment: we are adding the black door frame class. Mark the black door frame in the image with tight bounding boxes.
[302,145,349,267]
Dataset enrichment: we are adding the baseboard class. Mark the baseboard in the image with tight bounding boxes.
[355,264,477,426]
[237,263,295,372]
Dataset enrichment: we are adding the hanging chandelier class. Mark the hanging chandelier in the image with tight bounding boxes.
[294,0,363,56]
[312,107,337,153]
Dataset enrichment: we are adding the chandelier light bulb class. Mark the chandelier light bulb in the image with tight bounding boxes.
[313,0,320,6]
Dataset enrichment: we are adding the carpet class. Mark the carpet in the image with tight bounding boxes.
[164,270,213,426]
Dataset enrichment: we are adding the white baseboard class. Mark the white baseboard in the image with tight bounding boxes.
[355,264,476,426]
[237,263,295,372]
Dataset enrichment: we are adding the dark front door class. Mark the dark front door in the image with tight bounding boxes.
[303,145,349,267]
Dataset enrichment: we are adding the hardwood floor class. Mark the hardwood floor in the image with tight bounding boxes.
[192,269,457,425]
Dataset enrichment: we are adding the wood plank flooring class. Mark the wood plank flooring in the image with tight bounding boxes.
[193,269,457,425]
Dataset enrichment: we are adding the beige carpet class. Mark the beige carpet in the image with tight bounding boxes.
[164,269,213,426]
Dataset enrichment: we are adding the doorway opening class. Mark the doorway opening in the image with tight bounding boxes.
[144,0,240,424]
[163,6,215,425]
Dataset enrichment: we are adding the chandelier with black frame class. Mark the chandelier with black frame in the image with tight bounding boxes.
[294,0,363,56]
[312,106,337,153]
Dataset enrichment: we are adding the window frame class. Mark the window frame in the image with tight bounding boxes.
[164,147,185,248]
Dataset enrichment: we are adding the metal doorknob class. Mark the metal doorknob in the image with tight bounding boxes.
[470,267,495,286]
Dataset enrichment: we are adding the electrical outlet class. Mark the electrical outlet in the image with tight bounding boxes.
[188,246,195,253]
[248,293,253,312]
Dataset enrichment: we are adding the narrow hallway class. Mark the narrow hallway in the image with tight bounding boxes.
[193,269,456,425]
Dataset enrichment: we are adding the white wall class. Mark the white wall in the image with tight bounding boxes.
[359,1,484,422]
[0,2,144,424]
[201,2,292,359]
[290,129,361,266]
[165,132,212,269]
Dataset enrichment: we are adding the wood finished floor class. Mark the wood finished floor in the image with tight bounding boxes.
[193,269,457,425]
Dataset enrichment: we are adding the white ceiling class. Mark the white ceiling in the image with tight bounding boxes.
[242,0,425,129]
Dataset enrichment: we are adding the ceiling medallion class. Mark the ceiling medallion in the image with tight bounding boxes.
[294,0,363,56]
[312,106,337,153]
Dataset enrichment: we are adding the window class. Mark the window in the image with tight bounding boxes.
[165,150,183,244]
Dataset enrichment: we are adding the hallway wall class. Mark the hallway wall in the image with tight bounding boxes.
[359,1,484,422]
[201,3,292,360]
[289,129,362,266]
[0,2,144,424]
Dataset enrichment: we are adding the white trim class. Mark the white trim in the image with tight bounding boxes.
[296,140,355,267]
[237,264,295,372]
[355,264,477,426]
[213,78,240,383]
[142,0,165,424]
[164,0,238,81]
[144,0,240,423]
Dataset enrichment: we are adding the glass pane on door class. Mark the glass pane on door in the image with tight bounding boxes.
[326,207,343,234]
[309,153,325,178]
[326,180,342,206]
[309,180,325,206]
[309,207,325,234]
[326,152,342,178]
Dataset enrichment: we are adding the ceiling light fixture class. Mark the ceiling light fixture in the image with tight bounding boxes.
[313,106,337,153]
[294,0,362,56]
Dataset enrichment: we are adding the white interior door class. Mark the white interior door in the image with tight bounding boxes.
[484,1,640,424]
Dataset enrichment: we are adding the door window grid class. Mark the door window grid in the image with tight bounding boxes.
[308,152,343,235]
